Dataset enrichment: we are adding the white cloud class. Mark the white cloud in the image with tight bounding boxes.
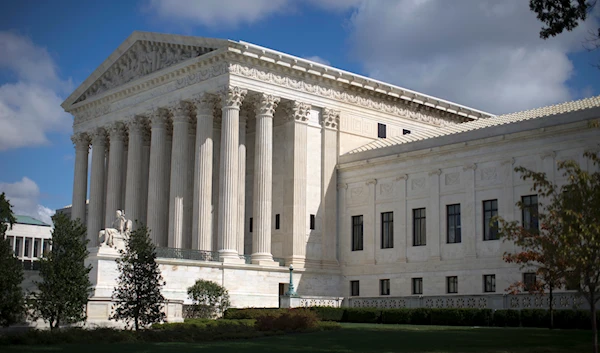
[303,55,331,66]
[345,0,600,114]
[0,177,55,225]
[0,32,73,151]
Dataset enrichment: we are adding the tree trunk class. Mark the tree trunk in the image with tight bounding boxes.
[591,294,597,353]
[135,316,139,331]
[549,286,554,329]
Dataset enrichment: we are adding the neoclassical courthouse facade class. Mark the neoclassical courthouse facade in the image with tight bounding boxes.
[61,32,599,320]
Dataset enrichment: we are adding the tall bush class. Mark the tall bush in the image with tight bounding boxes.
[187,279,230,319]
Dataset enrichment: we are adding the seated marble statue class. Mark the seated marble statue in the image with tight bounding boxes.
[99,210,132,249]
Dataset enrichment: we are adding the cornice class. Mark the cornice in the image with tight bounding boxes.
[227,58,470,127]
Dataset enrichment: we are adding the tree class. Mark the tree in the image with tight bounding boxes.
[30,212,92,330]
[0,193,24,327]
[187,279,230,319]
[530,0,599,66]
[496,167,569,329]
[111,225,166,330]
[499,151,600,353]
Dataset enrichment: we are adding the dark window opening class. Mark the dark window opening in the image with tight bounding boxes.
[275,214,280,230]
[310,214,315,230]
[413,208,426,246]
[522,195,539,231]
[483,199,499,240]
[403,129,411,135]
[249,217,253,233]
[447,204,461,243]
[352,215,364,251]
[381,212,394,249]
[447,276,458,293]
[380,279,390,296]
[350,280,360,296]
[378,123,387,138]
[412,278,423,295]
[484,274,496,292]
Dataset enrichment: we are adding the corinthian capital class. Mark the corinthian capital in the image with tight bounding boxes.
[149,108,170,128]
[191,92,218,116]
[169,101,193,124]
[106,122,127,141]
[71,132,90,150]
[220,86,247,109]
[284,101,311,123]
[321,108,340,130]
[126,116,147,135]
[255,93,280,116]
[90,128,108,146]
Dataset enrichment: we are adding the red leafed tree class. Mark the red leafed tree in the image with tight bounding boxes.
[497,149,600,353]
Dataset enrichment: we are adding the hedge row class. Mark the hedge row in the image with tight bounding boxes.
[299,307,599,329]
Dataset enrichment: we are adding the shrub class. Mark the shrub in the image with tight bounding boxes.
[342,308,381,323]
[520,309,549,328]
[494,310,520,327]
[310,306,345,322]
[381,309,413,324]
[410,308,432,325]
[187,280,231,319]
[223,308,288,320]
[255,309,318,332]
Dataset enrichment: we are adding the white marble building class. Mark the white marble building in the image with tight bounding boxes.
[61,31,599,320]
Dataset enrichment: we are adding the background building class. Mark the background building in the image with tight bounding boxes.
[4,215,52,270]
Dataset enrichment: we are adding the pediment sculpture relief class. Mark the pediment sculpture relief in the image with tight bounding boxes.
[75,41,215,103]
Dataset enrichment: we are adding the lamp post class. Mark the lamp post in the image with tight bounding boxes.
[285,264,297,297]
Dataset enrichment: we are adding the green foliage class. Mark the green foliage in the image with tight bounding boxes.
[0,193,24,327]
[520,309,550,327]
[342,308,381,323]
[493,310,521,327]
[223,308,288,320]
[254,309,319,332]
[187,279,230,319]
[29,213,91,330]
[529,0,595,39]
[310,306,345,322]
[111,225,166,330]
[410,308,432,325]
[380,308,413,324]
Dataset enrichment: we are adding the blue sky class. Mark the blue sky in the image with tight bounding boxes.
[1,0,599,223]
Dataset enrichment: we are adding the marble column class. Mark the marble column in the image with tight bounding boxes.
[428,169,442,261]
[124,117,145,227]
[252,93,279,264]
[71,132,90,223]
[218,86,246,259]
[283,101,310,267]
[321,108,340,266]
[105,123,126,227]
[147,109,169,246]
[192,94,216,251]
[185,113,196,249]
[88,128,107,245]
[237,106,251,256]
[139,127,151,226]
[168,102,191,249]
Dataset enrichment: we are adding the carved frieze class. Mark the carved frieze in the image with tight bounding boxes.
[444,172,460,186]
[348,186,367,205]
[480,167,497,181]
[229,63,468,126]
[75,41,216,103]
[411,178,425,191]
[378,182,394,199]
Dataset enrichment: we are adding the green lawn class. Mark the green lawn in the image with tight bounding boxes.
[3,323,594,353]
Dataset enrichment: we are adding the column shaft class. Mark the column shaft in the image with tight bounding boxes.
[124,118,145,227]
[185,117,196,249]
[147,111,169,246]
[87,129,107,245]
[105,123,126,227]
[139,131,151,226]
[192,95,215,251]
[168,103,190,249]
[321,109,339,266]
[218,87,246,258]
[71,133,90,223]
[252,93,279,264]
[237,110,248,256]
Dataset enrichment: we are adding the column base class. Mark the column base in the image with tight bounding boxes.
[221,257,245,264]
[284,256,306,269]
[219,249,239,259]
[253,260,280,267]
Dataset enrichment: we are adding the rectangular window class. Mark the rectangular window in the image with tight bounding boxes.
[275,214,280,230]
[483,199,499,240]
[352,215,364,251]
[380,279,390,296]
[350,280,360,296]
[42,239,50,256]
[484,274,496,293]
[412,278,423,295]
[523,272,537,291]
[413,208,426,246]
[310,214,315,230]
[33,240,39,258]
[447,204,461,243]
[14,237,21,256]
[249,217,253,233]
[378,123,387,138]
[24,238,30,258]
[381,212,394,249]
[522,195,539,231]
[403,129,411,135]
[447,276,458,293]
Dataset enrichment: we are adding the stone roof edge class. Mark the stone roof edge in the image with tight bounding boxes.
[338,104,600,168]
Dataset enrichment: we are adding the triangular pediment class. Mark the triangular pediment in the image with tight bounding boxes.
[63,31,231,109]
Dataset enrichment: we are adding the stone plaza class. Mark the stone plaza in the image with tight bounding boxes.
[58,31,599,324]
